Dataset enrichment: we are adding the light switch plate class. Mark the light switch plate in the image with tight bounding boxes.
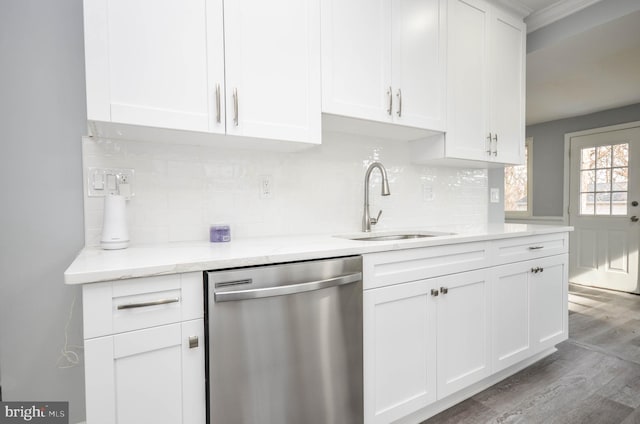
[88,168,135,198]
[490,188,500,203]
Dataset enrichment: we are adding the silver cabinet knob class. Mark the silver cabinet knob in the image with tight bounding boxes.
[430,289,439,297]
[189,336,199,349]
[631,216,639,222]
[440,287,448,294]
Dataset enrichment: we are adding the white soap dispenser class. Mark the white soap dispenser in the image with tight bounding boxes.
[100,193,130,250]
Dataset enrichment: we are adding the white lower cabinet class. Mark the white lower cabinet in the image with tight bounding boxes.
[364,269,490,423]
[364,280,437,424]
[82,273,205,424]
[85,320,205,424]
[491,254,568,372]
[436,270,491,398]
[530,255,569,351]
[363,235,569,423]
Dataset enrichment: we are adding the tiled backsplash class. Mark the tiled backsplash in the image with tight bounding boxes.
[82,132,488,245]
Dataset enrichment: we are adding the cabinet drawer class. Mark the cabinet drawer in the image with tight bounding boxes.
[83,272,203,338]
[363,242,490,289]
[492,233,568,265]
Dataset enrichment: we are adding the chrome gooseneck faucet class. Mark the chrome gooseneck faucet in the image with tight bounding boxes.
[363,161,391,232]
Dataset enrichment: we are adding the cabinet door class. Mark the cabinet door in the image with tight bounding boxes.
[391,0,446,131]
[436,269,491,399]
[84,320,205,424]
[364,280,436,424]
[531,255,569,351]
[489,9,525,164]
[83,0,224,133]
[445,0,490,161]
[223,0,321,144]
[321,0,392,123]
[491,263,532,372]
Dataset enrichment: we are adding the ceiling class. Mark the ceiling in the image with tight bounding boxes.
[511,0,640,125]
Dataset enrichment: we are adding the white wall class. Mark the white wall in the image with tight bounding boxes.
[82,133,490,244]
[0,0,86,422]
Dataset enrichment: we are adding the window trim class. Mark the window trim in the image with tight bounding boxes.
[505,137,533,218]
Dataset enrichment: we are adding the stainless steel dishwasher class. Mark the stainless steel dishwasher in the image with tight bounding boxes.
[204,256,363,424]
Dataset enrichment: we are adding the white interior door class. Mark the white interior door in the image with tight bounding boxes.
[568,126,640,293]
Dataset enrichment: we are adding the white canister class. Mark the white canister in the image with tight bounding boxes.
[101,194,129,250]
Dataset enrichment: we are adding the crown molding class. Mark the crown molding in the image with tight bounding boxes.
[525,0,603,33]
[492,0,533,18]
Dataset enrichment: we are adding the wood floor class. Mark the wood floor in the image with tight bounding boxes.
[423,283,640,424]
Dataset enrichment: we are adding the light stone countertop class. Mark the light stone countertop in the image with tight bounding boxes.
[64,223,573,285]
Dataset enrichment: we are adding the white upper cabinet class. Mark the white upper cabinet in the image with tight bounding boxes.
[83,0,321,145]
[489,7,526,164]
[321,0,446,133]
[223,0,321,143]
[444,0,491,161]
[84,0,218,133]
[410,0,525,165]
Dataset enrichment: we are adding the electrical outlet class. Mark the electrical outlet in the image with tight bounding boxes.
[422,183,435,202]
[260,175,273,199]
[88,168,135,198]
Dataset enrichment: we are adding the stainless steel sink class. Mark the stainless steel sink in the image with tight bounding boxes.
[336,231,454,241]
[350,234,434,241]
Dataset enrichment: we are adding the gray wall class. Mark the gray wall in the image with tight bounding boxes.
[0,0,87,422]
[527,103,640,217]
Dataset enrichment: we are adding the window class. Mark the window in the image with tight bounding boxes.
[579,143,628,216]
[505,137,532,216]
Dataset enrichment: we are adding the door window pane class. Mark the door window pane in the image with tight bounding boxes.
[595,169,611,192]
[597,145,612,168]
[595,193,611,215]
[581,147,596,170]
[580,170,595,192]
[612,168,628,191]
[612,192,628,216]
[579,143,628,216]
[612,144,628,167]
[580,193,594,215]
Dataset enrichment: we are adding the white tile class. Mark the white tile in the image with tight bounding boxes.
[82,133,490,245]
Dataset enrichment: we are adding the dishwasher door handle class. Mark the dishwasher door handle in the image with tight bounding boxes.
[214,272,362,302]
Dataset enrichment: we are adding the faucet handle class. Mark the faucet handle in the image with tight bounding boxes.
[371,210,383,226]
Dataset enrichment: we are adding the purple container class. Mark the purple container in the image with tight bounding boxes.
[209,225,231,243]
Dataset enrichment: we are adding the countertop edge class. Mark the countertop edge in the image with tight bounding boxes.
[64,225,573,285]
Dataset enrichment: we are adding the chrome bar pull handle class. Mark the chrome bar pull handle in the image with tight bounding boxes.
[215,83,221,124]
[117,298,180,310]
[486,133,493,155]
[214,272,362,302]
[233,88,239,126]
[396,89,402,117]
[387,86,393,116]
[493,133,498,156]
[529,246,544,250]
